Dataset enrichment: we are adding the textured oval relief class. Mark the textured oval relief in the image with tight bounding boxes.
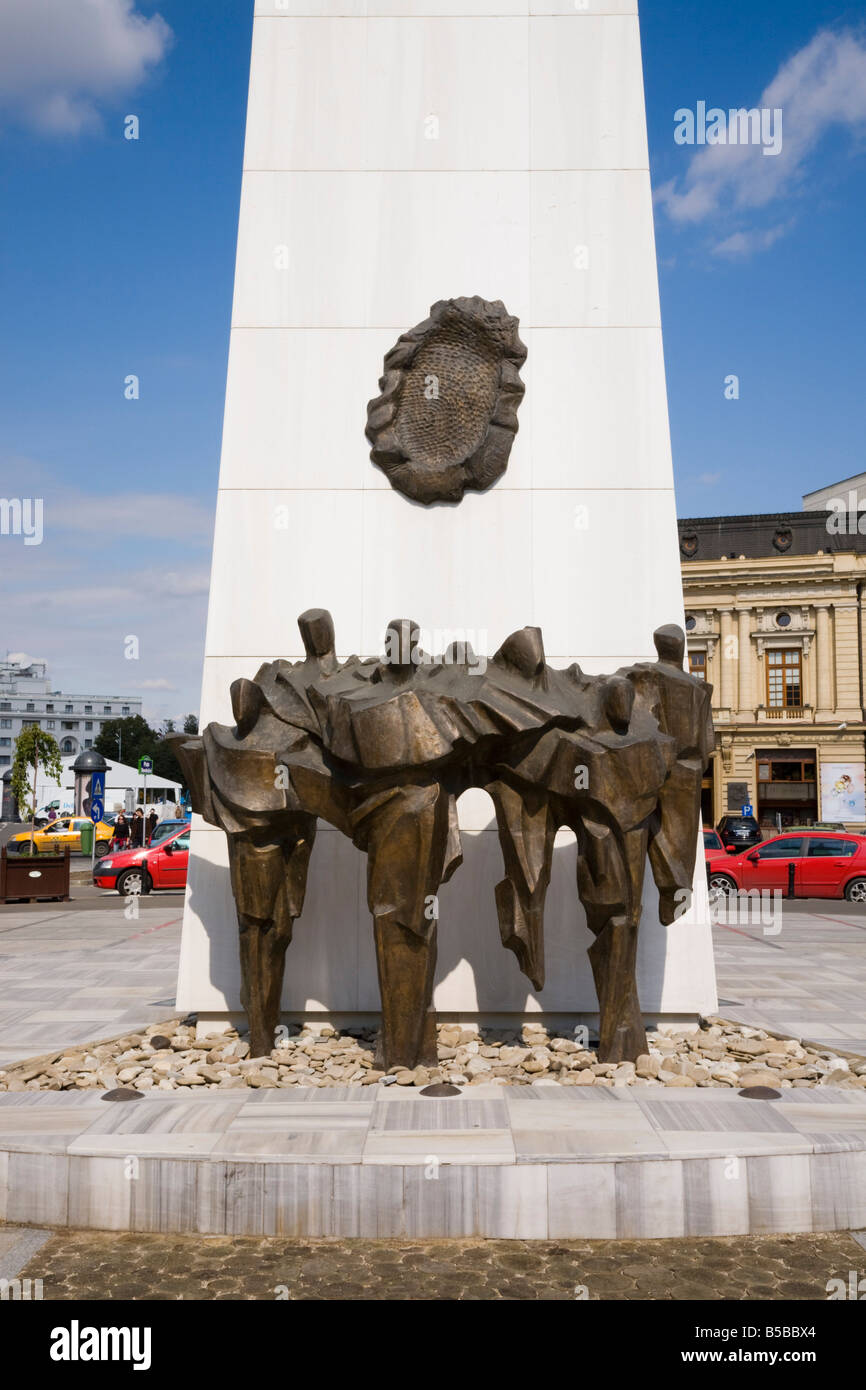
[365,296,527,504]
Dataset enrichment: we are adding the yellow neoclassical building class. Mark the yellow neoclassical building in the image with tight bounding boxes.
[679,491,866,832]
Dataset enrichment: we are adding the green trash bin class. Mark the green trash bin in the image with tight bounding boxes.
[79,821,94,857]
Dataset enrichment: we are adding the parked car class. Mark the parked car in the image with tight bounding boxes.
[147,819,186,847]
[93,823,190,896]
[716,814,763,850]
[10,815,115,858]
[785,822,846,832]
[707,831,866,903]
[703,827,723,859]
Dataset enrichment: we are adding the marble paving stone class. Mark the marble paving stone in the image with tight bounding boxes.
[637,1097,799,1134]
[242,1085,376,1103]
[746,1153,814,1234]
[779,1104,866,1135]
[67,1132,224,1158]
[215,1128,365,1162]
[370,1098,508,1131]
[261,1165,334,1238]
[475,1164,549,1239]
[363,1129,514,1165]
[403,1164,481,1238]
[75,1098,244,1136]
[656,1131,815,1159]
[0,1225,53,1282]
[507,1099,657,1132]
[514,1128,670,1161]
[229,1105,370,1132]
[4,1151,68,1226]
[547,1162,617,1238]
[332,1166,406,1238]
[130,1158,200,1235]
[225,1161,265,1236]
[811,1150,866,1228]
[615,1158,686,1239]
[196,1161,229,1235]
[66,1155,132,1231]
[682,1157,751,1238]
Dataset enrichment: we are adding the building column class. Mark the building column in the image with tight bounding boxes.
[815,603,833,715]
[737,608,752,716]
[834,604,861,716]
[719,609,735,714]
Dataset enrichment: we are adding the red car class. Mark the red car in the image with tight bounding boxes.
[707,830,866,904]
[93,823,190,896]
[703,827,724,860]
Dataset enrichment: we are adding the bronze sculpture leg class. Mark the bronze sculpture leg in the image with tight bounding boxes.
[228,822,315,1059]
[355,782,451,1070]
[488,780,557,991]
[577,817,649,1063]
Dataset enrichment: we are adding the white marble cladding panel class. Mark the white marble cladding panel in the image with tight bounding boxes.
[244,16,646,172]
[202,487,684,660]
[231,171,658,330]
[252,3,640,17]
[217,327,670,494]
[179,822,716,1015]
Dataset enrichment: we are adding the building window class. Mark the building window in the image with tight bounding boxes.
[122,705,130,715]
[775,611,792,628]
[0,719,10,729]
[85,739,93,749]
[46,702,54,712]
[65,703,73,713]
[0,702,9,711]
[47,720,55,729]
[26,702,35,712]
[61,739,75,754]
[85,721,92,731]
[685,614,697,632]
[766,649,802,708]
[688,651,706,680]
[0,756,10,766]
[103,705,112,714]
[61,721,77,731]
[84,704,92,713]
[0,738,9,747]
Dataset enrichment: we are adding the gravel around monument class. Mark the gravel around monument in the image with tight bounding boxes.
[2,1017,865,1093]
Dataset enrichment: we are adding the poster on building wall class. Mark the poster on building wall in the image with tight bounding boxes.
[820,763,866,823]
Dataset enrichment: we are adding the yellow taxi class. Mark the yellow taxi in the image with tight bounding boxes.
[10,815,115,858]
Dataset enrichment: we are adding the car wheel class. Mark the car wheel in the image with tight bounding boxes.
[116,867,150,897]
[708,873,738,903]
[94,841,111,859]
[844,877,866,904]
[16,841,36,856]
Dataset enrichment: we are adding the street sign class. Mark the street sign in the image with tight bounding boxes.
[90,771,106,801]
[138,756,153,775]
[742,803,753,818]
[90,797,104,824]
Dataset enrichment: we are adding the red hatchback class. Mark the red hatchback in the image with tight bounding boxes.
[93,824,190,896]
[707,831,866,904]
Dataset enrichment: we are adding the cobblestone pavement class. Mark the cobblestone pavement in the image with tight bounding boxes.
[14,1229,866,1300]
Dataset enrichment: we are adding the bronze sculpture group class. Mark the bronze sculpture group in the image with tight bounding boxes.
[173,296,713,1070]
[172,615,712,1070]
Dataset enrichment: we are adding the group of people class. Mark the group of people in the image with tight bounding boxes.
[109,804,182,851]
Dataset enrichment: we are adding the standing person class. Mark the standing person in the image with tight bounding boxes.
[130,809,145,848]
[112,812,130,852]
[146,808,158,844]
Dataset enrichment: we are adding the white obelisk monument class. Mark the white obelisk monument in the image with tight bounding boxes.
[179,0,718,1031]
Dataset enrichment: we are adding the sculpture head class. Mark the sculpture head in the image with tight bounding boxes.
[383,618,421,677]
[653,624,686,670]
[298,608,336,667]
[602,676,634,734]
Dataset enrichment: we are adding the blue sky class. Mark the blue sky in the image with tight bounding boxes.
[1,0,864,717]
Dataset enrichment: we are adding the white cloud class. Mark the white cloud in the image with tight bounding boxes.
[0,0,172,135]
[139,678,178,691]
[657,29,866,253]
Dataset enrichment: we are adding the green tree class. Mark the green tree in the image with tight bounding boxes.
[183,713,199,735]
[10,725,63,855]
[93,716,158,769]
